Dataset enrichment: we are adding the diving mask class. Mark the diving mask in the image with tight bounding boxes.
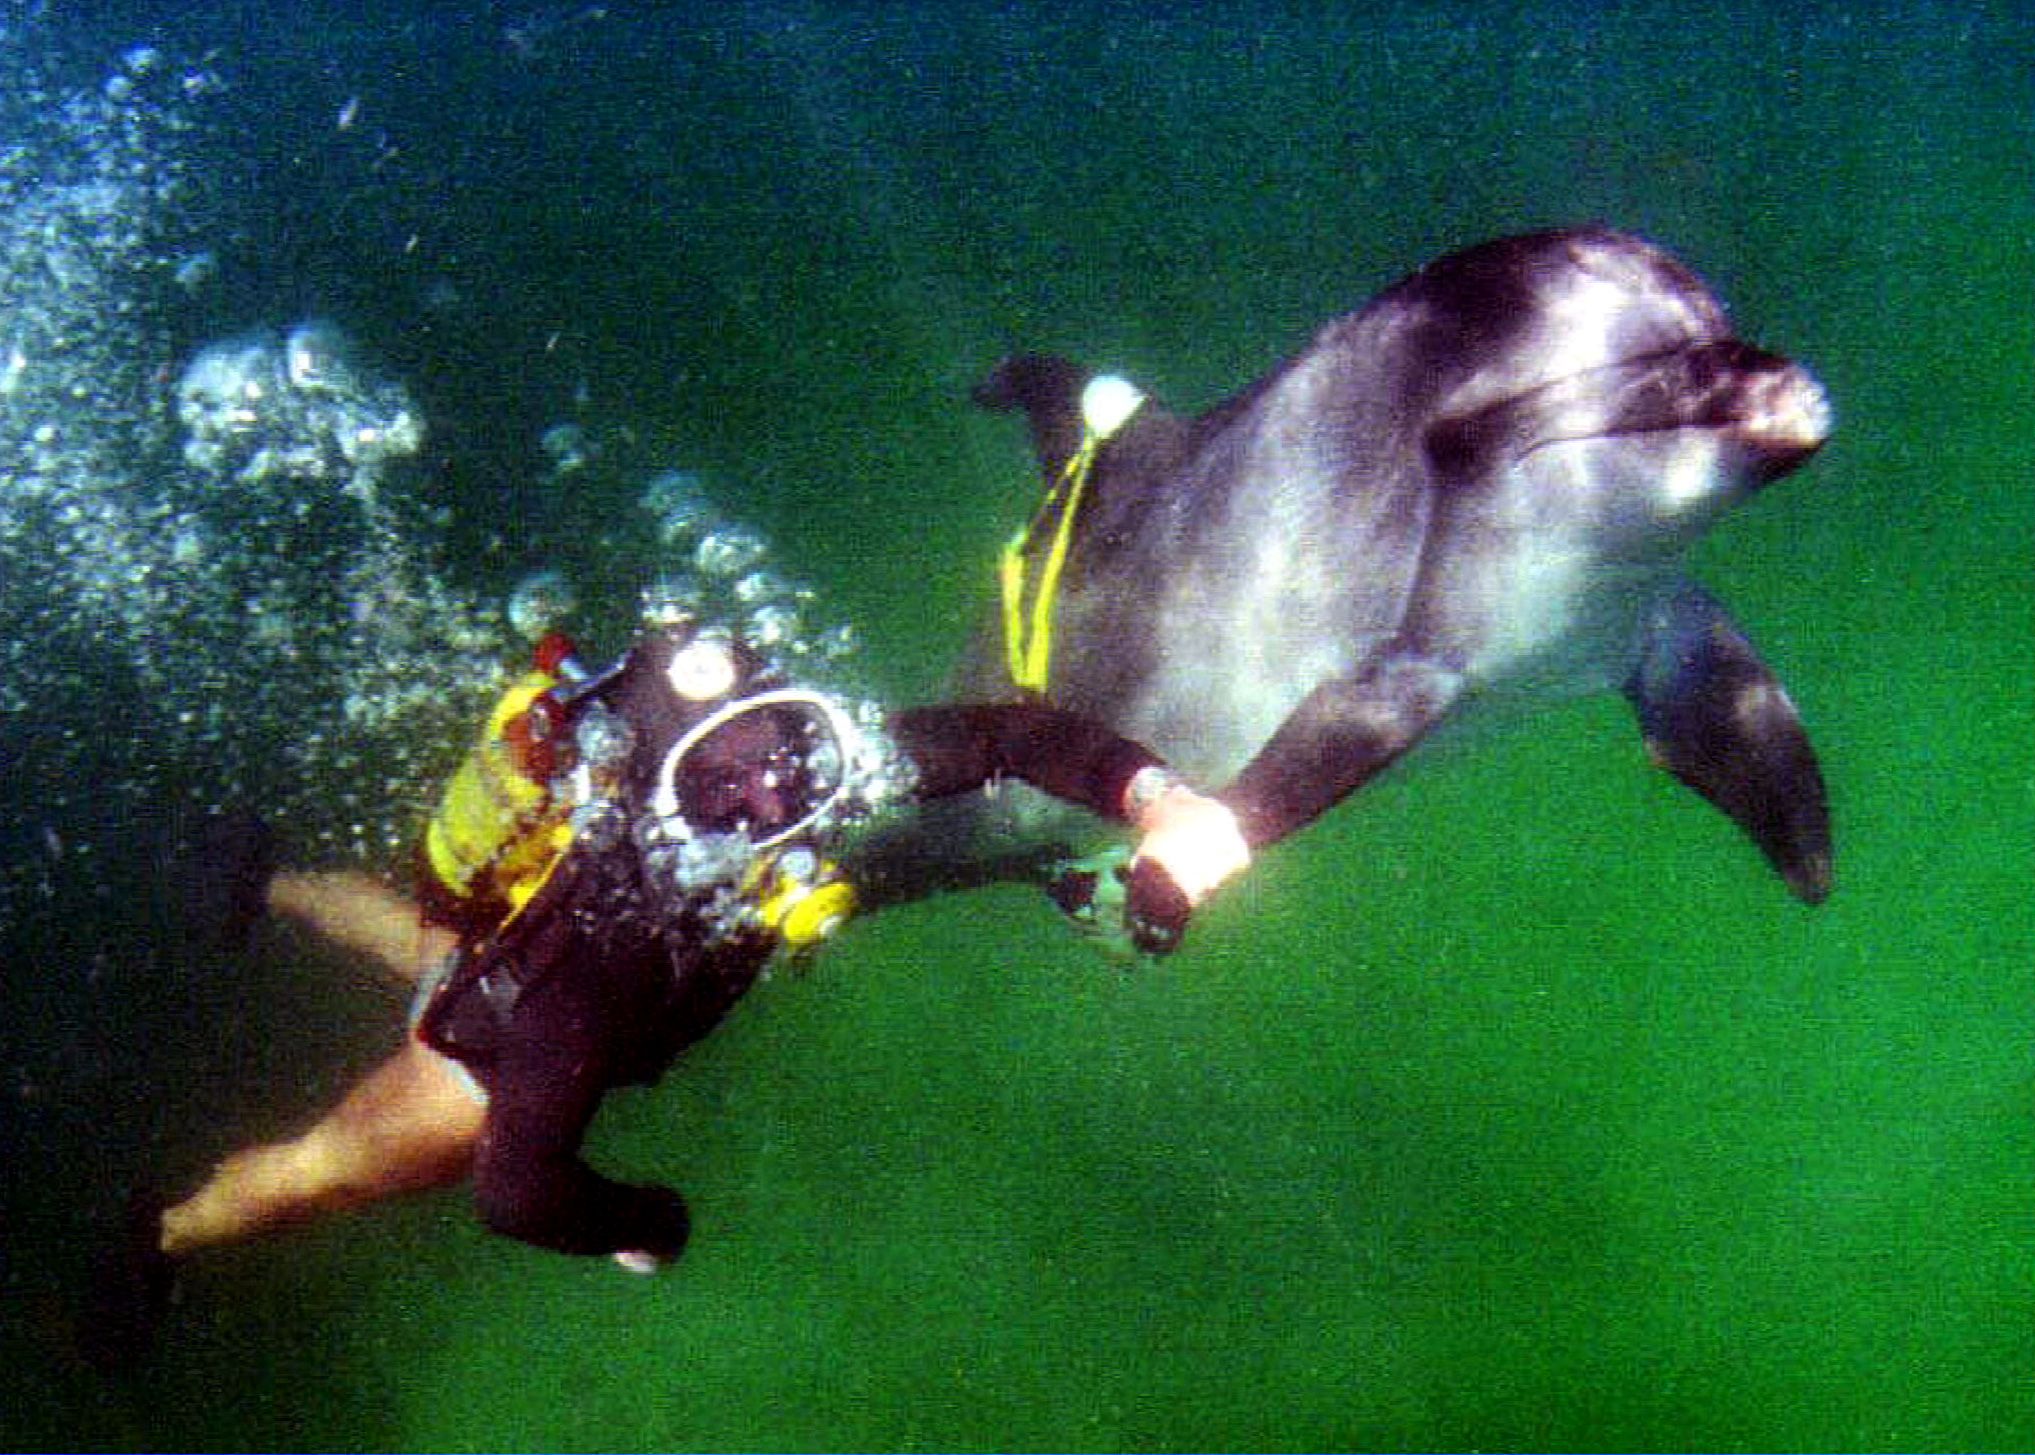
[648,688,864,852]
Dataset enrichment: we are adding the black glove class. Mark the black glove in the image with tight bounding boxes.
[610,1183,692,1264]
[1121,856,1193,955]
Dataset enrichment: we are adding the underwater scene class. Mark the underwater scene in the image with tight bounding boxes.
[0,1,2028,1450]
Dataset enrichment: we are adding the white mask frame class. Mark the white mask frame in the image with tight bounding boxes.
[647,688,864,851]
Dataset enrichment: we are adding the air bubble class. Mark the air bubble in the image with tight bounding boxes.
[541,422,590,475]
[694,525,768,579]
[507,568,577,642]
[641,574,705,628]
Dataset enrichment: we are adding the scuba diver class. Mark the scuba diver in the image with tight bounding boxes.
[85,614,1248,1366]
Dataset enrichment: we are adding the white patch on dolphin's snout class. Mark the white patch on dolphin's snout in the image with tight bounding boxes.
[1740,362,1833,456]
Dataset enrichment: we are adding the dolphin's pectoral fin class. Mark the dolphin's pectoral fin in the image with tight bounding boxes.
[1625,583,1833,903]
[1224,654,1467,849]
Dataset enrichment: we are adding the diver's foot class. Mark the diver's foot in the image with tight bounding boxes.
[168,810,277,952]
[78,1190,179,1374]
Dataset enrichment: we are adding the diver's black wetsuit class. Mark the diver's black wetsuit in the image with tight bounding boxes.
[422,701,1163,1261]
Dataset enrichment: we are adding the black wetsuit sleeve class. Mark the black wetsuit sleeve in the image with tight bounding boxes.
[887,704,1163,822]
[1215,659,1464,848]
[467,972,690,1260]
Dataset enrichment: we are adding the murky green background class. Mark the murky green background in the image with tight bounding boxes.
[4,1,2030,1449]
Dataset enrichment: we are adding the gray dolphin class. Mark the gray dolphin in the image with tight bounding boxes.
[862,226,1833,937]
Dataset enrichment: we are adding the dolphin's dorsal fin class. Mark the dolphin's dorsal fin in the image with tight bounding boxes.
[973,354,1091,482]
[972,354,1186,490]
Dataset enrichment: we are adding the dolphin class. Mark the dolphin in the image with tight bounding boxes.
[859,226,1834,934]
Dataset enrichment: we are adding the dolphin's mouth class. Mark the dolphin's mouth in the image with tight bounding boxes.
[1432,341,1832,485]
[1596,341,1831,450]
[1614,347,1832,494]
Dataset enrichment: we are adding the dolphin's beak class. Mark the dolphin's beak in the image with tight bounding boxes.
[1738,361,1832,480]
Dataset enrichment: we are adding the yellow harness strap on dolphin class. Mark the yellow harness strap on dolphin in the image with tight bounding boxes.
[999,374,1145,694]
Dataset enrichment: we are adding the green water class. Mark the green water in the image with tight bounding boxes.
[5,1,2031,1450]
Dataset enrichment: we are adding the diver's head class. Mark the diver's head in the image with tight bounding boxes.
[666,701,819,843]
[608,622,859,860]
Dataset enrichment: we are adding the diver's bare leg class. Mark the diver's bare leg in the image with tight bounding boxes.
[267,869,456,985]
[158,1035,483,1257]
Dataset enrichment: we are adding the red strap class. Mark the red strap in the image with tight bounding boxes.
[531,630,579,675]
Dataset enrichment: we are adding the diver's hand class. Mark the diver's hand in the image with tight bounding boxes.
[1122,769,1251,953]
[608,1184,690,1274]
[1121,856,1193,954]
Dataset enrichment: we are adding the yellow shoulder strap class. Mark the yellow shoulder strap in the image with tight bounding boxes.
[1001,431,1099,693]
[998,374,1146,694]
